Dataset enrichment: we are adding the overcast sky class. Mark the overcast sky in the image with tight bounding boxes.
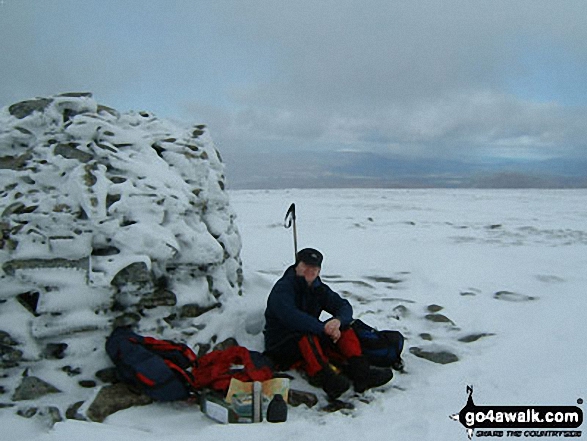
[2,0,587,188]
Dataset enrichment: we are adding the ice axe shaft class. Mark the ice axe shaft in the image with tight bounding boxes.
[284,203,298,260]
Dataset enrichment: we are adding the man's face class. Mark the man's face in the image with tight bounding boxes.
[296,261,321,286]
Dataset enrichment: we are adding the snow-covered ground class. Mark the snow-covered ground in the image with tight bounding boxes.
[5,188,586,440]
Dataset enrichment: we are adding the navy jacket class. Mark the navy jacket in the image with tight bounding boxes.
[263,265,354,351]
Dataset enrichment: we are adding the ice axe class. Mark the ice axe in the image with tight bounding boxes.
[284,203,298,260]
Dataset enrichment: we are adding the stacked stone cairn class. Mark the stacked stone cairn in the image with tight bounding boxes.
[0,93,243,424]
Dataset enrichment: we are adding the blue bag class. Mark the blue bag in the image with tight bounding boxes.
[105,327,198,401]
[351,319,404,368]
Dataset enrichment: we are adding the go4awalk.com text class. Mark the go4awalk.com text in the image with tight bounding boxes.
[451,387,583,439]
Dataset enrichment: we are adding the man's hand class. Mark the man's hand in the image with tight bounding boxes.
[324,318,342,343]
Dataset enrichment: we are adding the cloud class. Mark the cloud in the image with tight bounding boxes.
[217,0,587,104]
[182,1,587,171]
[214,89,587,162]
[200,1,587,153]
[2,0,587,188]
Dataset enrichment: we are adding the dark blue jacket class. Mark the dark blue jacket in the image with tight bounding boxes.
[263,265,354,351]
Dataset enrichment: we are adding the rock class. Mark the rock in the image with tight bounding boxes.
[16,291,40,316]
[3,258,89,276]
[192,127,205,138]
[65,401,86,420]
[138,288,177,309]
[17,405,63,427]
[196,343,211,358]
[0,345,23,368]
[43,343,68,360]
[288,389,318,408]
[8,98,53,119]
[180,302,221,318]
[458,333,496,343]
[43,406,64,426]
[86,383,153,423]
[78,380,97,388]
[424,313,455,325]
[12,375,62,401]
[95,367,119,384]
[409,347,459,364]
[0,331,23,368]
[111,262,154,296]
[112,313,141,329]
[54,143,94,163]
[427,304,443,313]
[212,337,239,352]
[16,406,38,418]
[0,331,18,346]
[39,406,63,427]
[62,366,82,376]
[0,152,32,170]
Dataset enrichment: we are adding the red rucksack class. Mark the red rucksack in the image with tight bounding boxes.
[191,345,274,392]
[106,327,273,401]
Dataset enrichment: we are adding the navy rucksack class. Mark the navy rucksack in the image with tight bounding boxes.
[351,319,404,368]
[105,327,198,401]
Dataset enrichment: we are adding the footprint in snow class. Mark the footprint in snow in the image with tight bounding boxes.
[535,275,565,284]
[493,291,537,302]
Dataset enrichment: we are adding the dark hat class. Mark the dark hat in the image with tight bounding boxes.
[296,248,323,267]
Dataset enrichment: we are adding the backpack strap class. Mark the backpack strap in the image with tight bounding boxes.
[135,336,198,369]
[163,359,199,391]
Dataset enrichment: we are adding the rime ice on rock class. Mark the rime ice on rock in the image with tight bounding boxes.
[0,93,242,412]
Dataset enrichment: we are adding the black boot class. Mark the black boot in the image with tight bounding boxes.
[314,365,350,400]
[347,356,393,393]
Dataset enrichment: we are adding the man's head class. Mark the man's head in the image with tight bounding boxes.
[295,248,323,285]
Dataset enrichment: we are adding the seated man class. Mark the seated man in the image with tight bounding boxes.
[263,248,393,400]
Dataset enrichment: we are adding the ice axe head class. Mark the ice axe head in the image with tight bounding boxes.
[284,203,298,259]
[284,203,296,228]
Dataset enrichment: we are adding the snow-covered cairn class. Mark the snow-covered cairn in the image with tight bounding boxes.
[0,93,242,410]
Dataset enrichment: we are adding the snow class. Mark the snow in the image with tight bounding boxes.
[3,188,586,440]
[1,94,237,294]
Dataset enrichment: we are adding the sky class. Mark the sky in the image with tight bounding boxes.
[1,0,587,188]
